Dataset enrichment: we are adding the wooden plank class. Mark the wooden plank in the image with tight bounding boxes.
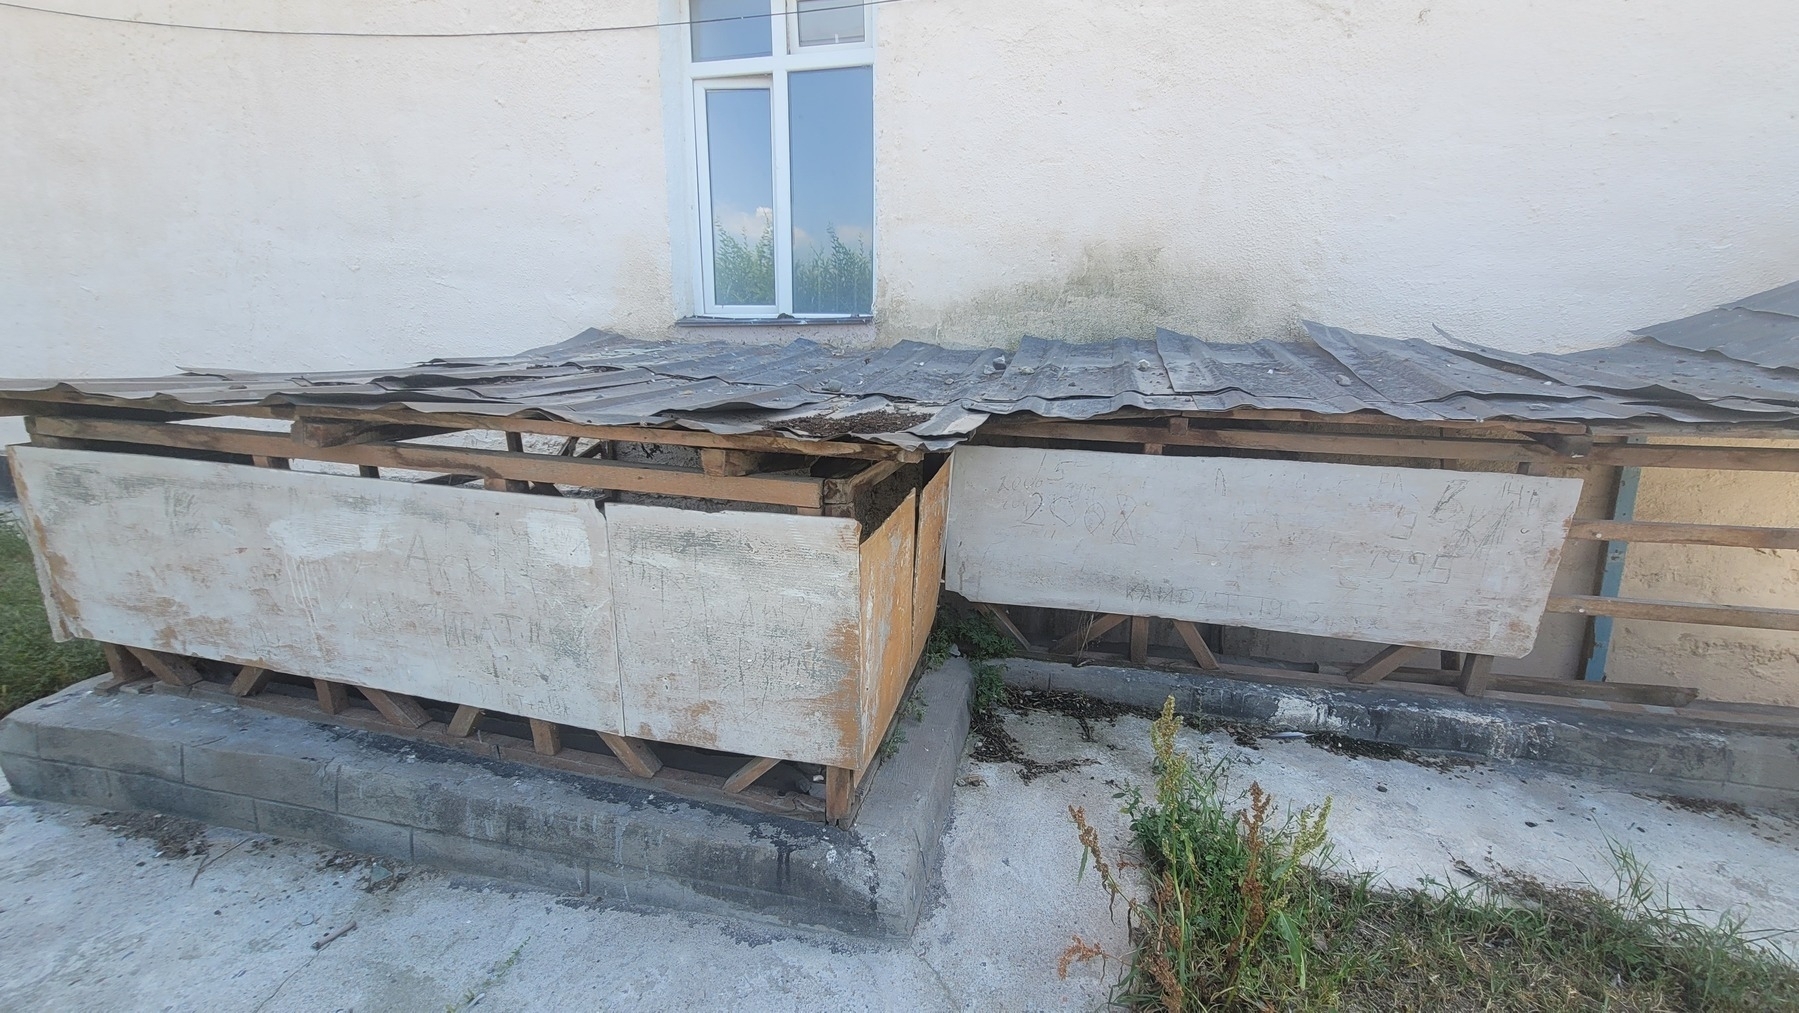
[228,665,272,697]
[1128,616,1150,664]
[290,407,920,461]
[856,492,919,770]
[1565,519,1799,550]
[315,679,348,715]
[26,416,826,508]
[1547,594,1799,632]
[698,448,769,476]
[7,446,625,734]
[250,455,290,470]
[361,687,431,729]
[977,419,1799,472]
[101,643,153,684]
[946,446,1584,657]
[529,719,562,756]
[911,458,953,663]
[292,419,454,447]
[611,503,866,769]
[597,733,662,778]
[973,602,1032,651]
[1171,620,1220,670]
[1050,613,1128,655]
[722,756,781,793]
[824,765,853,823]
[1458,653,1496,697]
[823,460,904,506]
[125,647,203,687]
[1346,644,1426,685]
[446,705,483,738]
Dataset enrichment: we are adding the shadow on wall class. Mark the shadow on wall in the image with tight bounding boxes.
[878,243,1303,348]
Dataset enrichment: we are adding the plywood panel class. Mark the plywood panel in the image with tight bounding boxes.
[943,445,1583,657]
[8,446,622,730]
[857,492,917,770]
[609,503,865,768]
[910,458,953,663]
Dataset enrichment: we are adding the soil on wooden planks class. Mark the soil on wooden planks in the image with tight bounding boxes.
[780,409,936,442]
[88,811,209,859]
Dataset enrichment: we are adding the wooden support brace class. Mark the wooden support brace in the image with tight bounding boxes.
[124,647,203,687]
[360,687,431,729]
[597,732,662,779]
[699,448,769,477]
[1128,616,1150,664]
[228,665,272,698]
[1346,644,1426,685]
[1458,654,1496,697]
[446,705,483,738]
[529,719,562,756]
[483,476,529,494]
[824,765,854,824]
[100,643,154,685]
[1051,613,1128,656]
[723,756,782,794]
[1171,620,1220,670]
[973,602,1033,651]
[314,679,348,715]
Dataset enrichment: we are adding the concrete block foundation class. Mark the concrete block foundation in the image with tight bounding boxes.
[0,660,973,938]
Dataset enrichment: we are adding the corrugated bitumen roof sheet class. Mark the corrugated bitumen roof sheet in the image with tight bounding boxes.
[6,284,1799,448]
[1630,280,1799,370]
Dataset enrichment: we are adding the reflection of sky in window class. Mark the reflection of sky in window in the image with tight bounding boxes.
[690,0,772,61]
[706,88,773,244]
[789,66,874,261]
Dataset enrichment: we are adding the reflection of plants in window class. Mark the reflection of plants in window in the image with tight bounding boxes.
[714,220,871,315]
[713,218,774,306]
[795,225,872,316]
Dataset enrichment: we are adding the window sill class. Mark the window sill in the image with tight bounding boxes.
[675,315,873,328]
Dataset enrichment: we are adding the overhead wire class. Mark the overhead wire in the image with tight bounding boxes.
[0,0,909,39]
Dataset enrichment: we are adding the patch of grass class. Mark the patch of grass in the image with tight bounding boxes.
[0,517,104,716]
[1065,697,1799,1012]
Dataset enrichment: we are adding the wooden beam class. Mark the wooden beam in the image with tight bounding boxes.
[1051,613,1128,655]
[597,732,662,778]
[292,419,454,447]
[822,459,904,507]
[290,408,920,461]
[973,602,1033,650]
[977,418,1799,472]
[1566,519,1799,551]
[446,705,483,738]
[1548,594,1799,631]
[1171,620,1220,670]
[1458,654,1495,697]
[722,756,781,794]
[100,643,154,685]
[228,665,272,697]
[360,687,431,729]
[314,679,348,715]
[124,647,203,687]
[1346,644,1426,685]
[824,765,853,823]
[529,719,562,756]
[699,448,769,477]
[27,416,827,508]
[1128,616,1150,664]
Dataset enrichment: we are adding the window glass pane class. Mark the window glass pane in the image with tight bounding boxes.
[797,0,865,46]
[705,88,775,307]
[789,66,873,315]
[691,0,772,61]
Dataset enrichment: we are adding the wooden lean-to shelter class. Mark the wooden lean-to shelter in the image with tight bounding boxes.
[7,282,1799,825]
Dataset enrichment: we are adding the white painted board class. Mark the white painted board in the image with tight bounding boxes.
[609,503,866,768]
[943,445,1583,656]
[9,446,623,731]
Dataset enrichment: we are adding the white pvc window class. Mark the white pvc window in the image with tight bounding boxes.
[686,1,874,318]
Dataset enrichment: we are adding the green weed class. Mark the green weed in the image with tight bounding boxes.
[0,517,104,716]
[1064,696,1799,1012]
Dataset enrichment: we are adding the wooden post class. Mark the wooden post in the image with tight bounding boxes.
[529,719,562,756]
[446,705,483,738]
[824,765,853,823]
[1128,616,1150,664]
[1458,654,1496,697]
[314,679,348,715]
[228,665,271,697]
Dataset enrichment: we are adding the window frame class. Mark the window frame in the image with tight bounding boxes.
[683,1,875,321]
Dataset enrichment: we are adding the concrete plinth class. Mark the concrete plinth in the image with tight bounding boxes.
[0,660,972,938]
[999,657,1799,812]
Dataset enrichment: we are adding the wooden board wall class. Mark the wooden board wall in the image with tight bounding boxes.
[856,491,917,771]
[943,445,1583,657]
[910,458,953,663]
[608,504,868,768]
[9,446,624,731]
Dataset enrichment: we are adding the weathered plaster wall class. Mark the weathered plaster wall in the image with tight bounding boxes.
[1606,442,1799,707]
